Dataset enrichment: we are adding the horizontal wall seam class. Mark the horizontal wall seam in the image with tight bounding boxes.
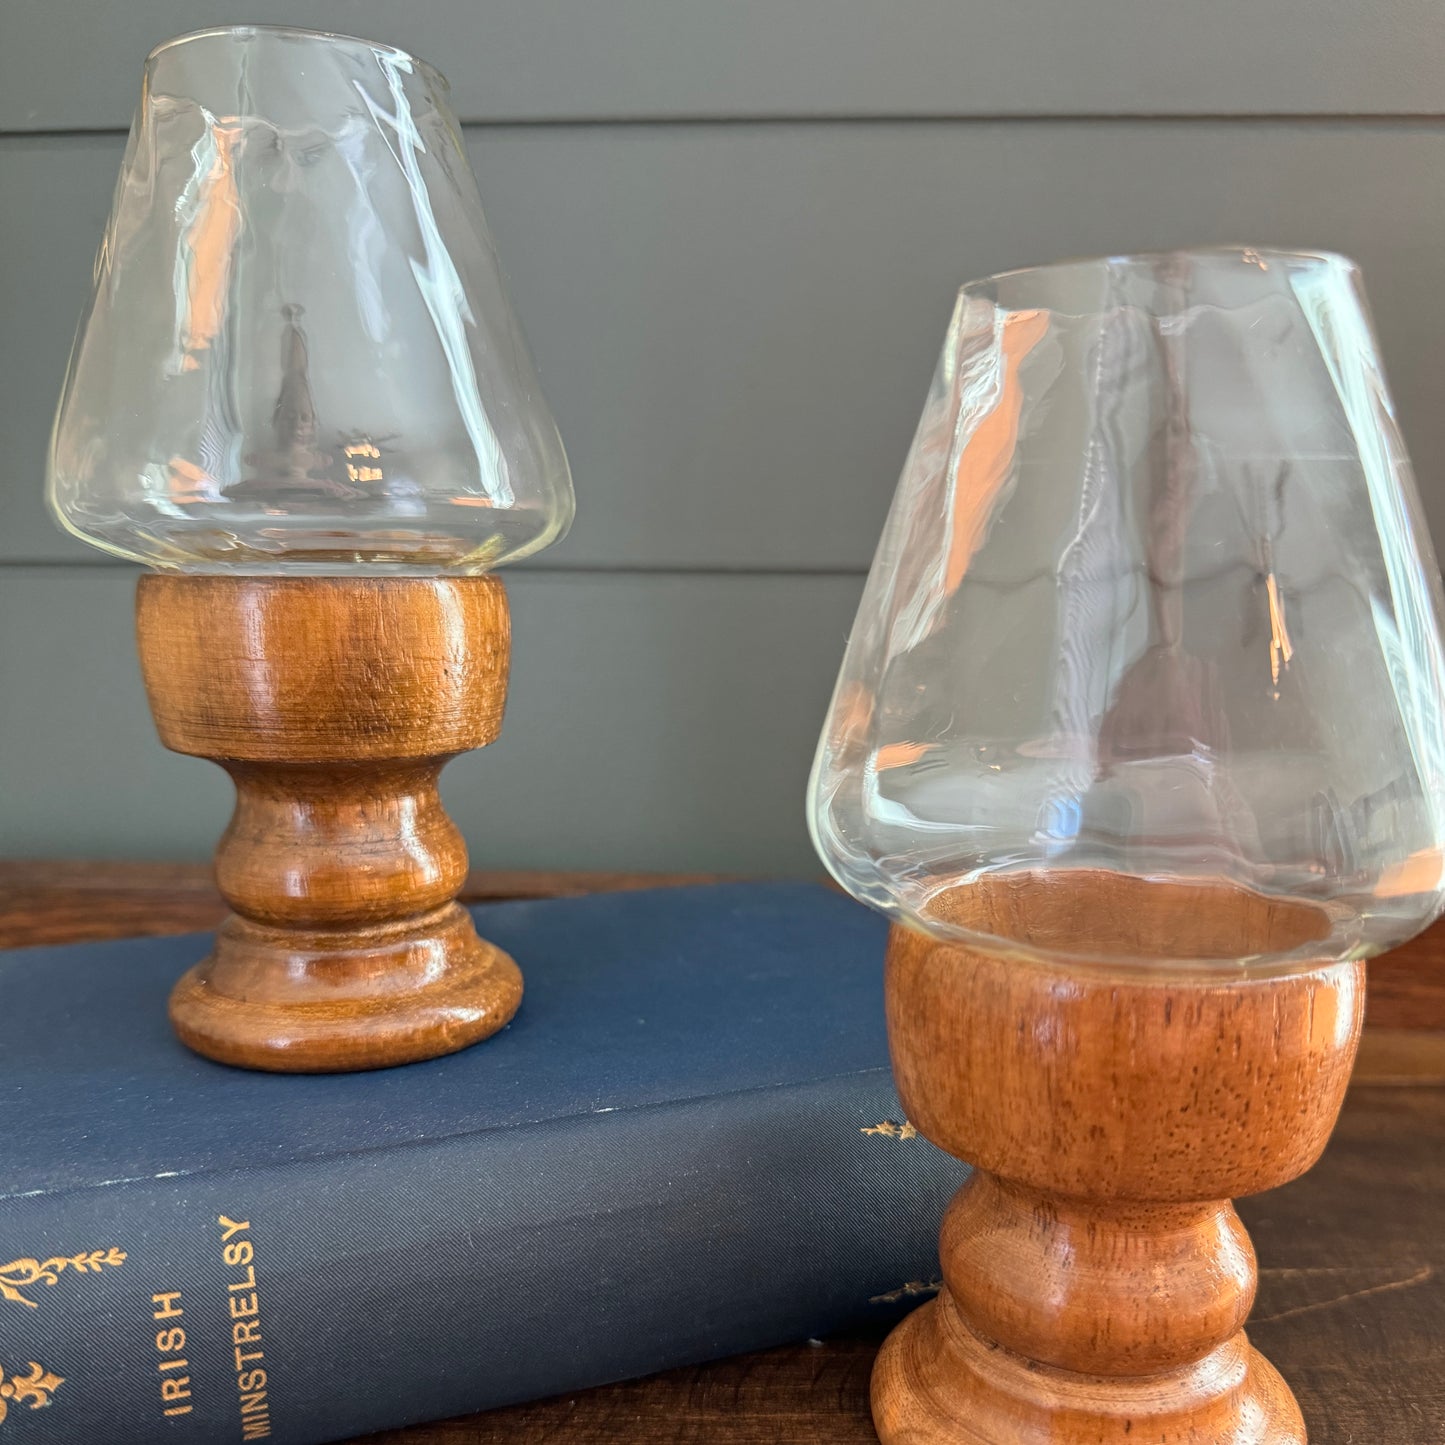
[7,112,1445,142]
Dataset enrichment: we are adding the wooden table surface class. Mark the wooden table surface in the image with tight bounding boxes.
[2,861,1442,1445]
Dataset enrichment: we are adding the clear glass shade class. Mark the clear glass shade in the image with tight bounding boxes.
[47,25,573,573]
[809,248,1445,970]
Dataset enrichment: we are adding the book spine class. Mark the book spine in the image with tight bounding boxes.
[0,1070,965,1444]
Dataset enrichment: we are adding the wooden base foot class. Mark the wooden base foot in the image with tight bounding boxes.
[873,873,1365,1445]
[873,1290,1303,1445]
[169,905,523,1072]
[137,574,519,1073]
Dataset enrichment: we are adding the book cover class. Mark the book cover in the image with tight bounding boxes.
[0,882,966,1443]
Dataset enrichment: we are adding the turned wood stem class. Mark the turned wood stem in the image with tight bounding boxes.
[939,1178,1256,1378]
[872,872,1365,1445]
[135,573,522,1073]
[216,761,469,927]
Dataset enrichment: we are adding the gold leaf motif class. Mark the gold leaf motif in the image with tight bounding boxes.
[869,1278,942,1305]
[0,1250,126,1309]
[861,1120,918,1139]
[0,1360,66,1422]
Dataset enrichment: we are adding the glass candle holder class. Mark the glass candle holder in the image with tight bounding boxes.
[48,24,572,573]
[809,248,1445,1442]
[47,27,573,1072]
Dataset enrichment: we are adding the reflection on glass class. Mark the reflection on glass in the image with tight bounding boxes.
[809,248,1445,970]
[48,25,573,573]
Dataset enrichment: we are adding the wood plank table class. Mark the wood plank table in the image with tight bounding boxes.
[3,862,1442,1445]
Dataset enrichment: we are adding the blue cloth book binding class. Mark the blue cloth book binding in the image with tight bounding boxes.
[0,882,967,1443]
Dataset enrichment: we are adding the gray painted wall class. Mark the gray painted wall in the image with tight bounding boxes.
[2,4,1442,871]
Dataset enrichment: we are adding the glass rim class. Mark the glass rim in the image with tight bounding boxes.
[144,24,448,90]
[960,244,1359,298]
[893,881,1372,979]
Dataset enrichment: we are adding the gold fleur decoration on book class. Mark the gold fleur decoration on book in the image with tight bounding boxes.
[861,1120,918,1139]
[869,1279,942,1306]
[0,1361,65,1422]
[0,1249,126,1309]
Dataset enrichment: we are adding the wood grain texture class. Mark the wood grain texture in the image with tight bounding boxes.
[1361,935,1445,1030]
[1,856,1441,1037]
[0,568,866,875]
[1,867,1442,1442]
[136,574,522,1072]
[1353,1027,1445,1084]
[0,861,717,948]
[873,872,1366,1444]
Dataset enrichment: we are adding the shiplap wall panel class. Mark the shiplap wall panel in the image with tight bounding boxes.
[6,5,1445,868]
[0,567,862,872]
[4,0,1445,131]
[4,121,1444,571]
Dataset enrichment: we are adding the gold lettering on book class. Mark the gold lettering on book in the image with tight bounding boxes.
[0,1249,126,1309]
[0,1360,64,1422]
[219,1216,272,1440]
[153,1291,193,1417]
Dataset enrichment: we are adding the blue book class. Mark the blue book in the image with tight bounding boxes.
[0,882,966,1444]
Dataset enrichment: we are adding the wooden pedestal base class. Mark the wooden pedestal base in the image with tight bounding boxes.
[874,1290,1301,1444]
[136,574,522,1073]
[873,873,1365,1445]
